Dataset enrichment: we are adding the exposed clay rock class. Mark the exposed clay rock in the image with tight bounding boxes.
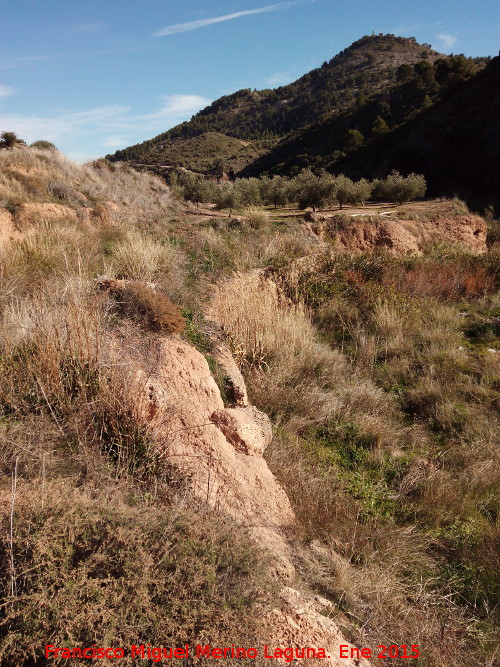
[335,218,422,254]
[212,340,248,406]
[131,338,296,581]
[261,587,371,666]
[427,214,487,253]
[210,405,272,456]
[95,276,128,292]
[306,213,487,255]
[122,334,373,663]
[0,208,21,246]
[15,202,78,227]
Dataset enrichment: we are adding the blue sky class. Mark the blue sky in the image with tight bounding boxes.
[0,0,498,161]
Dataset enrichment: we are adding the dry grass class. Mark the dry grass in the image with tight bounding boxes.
[244,207,269,229]
[210,271,342,371]
[210,251,499,666]
[0,148,279,667]
[1,146,498,666]
[107,227,186,294]
[0,146,178,225]
[210,271,350,424]
[0,481,270,666]
[111,282,186,334]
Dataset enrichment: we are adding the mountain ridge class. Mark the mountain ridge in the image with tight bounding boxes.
[107,33,494,209]
[107,34,448,169]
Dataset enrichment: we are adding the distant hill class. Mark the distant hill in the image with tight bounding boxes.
[334,55,500,212]
[107,34,447,171]
[107,34,494,209]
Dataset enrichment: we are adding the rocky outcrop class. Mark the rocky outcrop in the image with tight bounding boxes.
[304,213,487,255]
[124,334,371,666]
[131,337,296,580]
[263,588,371,667]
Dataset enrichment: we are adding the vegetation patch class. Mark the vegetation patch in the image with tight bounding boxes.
[0,484,269,666]
[111,283,185,334]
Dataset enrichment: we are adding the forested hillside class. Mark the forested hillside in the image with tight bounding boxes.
[107,33,490,198]
[107,34,448,169]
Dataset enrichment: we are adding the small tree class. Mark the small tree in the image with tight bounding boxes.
[344,129,364,152]
[234,178,262,208]
[371,116,389,136]
[333,174,354,210]
[348,178,373,206]
[379,171,427,204]
[0,131,21,149]
[213,182,240,216]
[183,174,211,208]
[292,169,335,212]
[260,175,290,209]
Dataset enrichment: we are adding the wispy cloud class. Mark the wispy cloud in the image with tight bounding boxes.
[0,105,129,144]
[65,22,103,36]
[0,54,55,71]
[0,94,211,160]
[102,135,128,149]
[435,33,458,52]
[0,84,15,98]
[139,94,210,119]
[266,71,293,86]
[154,1,302,37]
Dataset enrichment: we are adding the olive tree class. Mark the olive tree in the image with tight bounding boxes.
[213,182,241,216]
[292,169,335,212]
[260,175,291,209]
[234,178,262,207]
[348,178,373,206]
[182,174,212,208]
[333,174,354,210]
[377,171,427,204]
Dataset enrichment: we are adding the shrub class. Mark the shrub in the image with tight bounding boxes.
[30,140,57,151]
[244,207,269,229]
[0,131,22,149]
[0,484,268,666]
[112,283,185,334]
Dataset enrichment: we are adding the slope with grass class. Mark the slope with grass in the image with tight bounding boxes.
[0,147,372,667]
[0,146,498,667]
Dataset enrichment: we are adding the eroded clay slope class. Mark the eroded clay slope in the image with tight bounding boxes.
[125,334,370,667]
[131,336,295,580]
[304,213,487,255]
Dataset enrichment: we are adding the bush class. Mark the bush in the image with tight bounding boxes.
[244,207,268,229]
[0,484,268,666]
[30,140,57,151]
[112,283,185,334]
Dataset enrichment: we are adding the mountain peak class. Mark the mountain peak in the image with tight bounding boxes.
[107,34,486,182]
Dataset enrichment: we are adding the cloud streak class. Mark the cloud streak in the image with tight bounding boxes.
[0,84,15,98]
[154,1,301,37]
[0,94,211,161]
[435,33,458,52]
